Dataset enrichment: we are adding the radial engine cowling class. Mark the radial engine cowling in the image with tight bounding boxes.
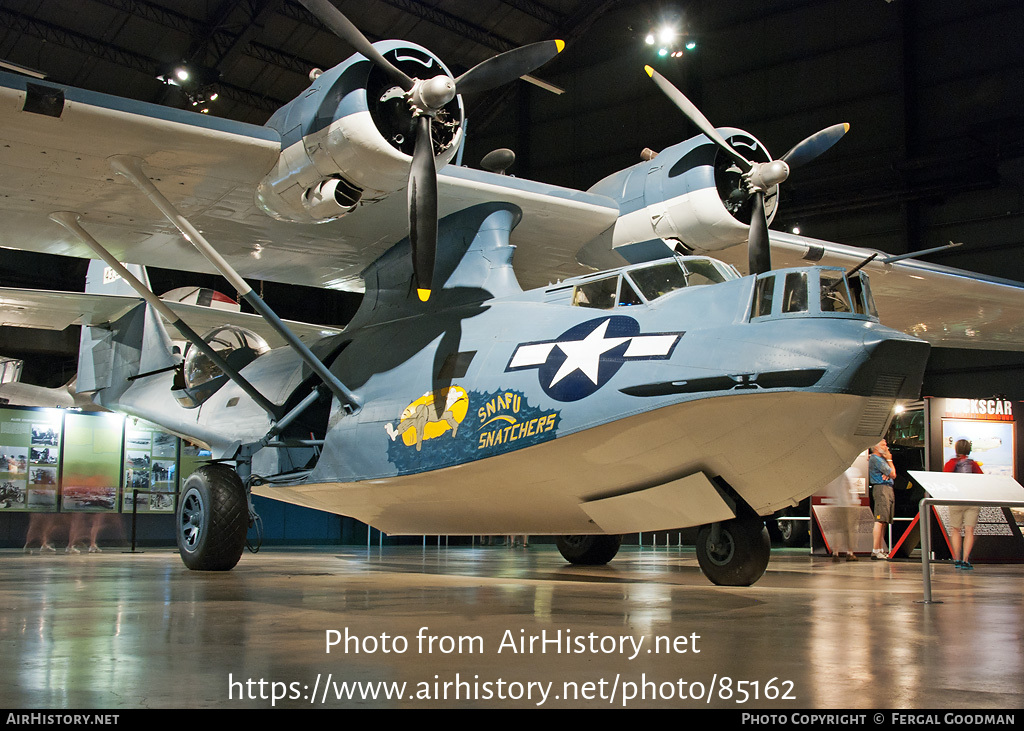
[588,128,779,258]
[255,41,464,224]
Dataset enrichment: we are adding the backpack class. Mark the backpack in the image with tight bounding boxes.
[953,458,977,473]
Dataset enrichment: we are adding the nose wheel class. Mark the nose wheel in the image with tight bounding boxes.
[176,464,249,571]
[555,534,622,565]
[696,517,770,586]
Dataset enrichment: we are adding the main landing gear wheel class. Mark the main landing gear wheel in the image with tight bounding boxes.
[556,534,622,565]
[777,516,808,547]
[177,464,249,571]
[696,518,770,586]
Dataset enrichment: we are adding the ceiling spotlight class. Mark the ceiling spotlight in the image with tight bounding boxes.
[791,225,801,234]
[685,40,697,50]
[175,67,189,82]
[645,34,655,45]
[658,27,676,44]
[658,48,669,57]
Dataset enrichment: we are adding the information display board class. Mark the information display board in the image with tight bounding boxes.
[0,407,63,511]
[61,411,124,512]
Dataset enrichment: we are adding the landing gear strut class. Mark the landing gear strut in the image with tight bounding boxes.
[176,464,249,571]
[696,517,770,586]
[556,534,622,565]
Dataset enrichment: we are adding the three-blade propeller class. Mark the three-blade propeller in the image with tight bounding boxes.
[301,0,563,301]
[644,65,848,275]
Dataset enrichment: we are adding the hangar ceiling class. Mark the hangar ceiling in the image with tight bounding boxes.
[0,0,1023,388]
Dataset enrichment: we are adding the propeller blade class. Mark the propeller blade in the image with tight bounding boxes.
[299,0,414,90]
[645,66,752,173]
[455,40,564,97]
[748,191,772,275]
[780,123,849,169]
[409,116,438,302]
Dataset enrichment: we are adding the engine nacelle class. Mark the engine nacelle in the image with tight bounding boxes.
[256,41,464,224]
[586,128,778,264]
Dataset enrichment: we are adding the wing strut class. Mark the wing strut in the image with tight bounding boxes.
[48,211,283,421]
[109,155,361,415]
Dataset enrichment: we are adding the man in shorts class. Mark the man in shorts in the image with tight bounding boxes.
[869,439,896,559]
[943,439,983,570]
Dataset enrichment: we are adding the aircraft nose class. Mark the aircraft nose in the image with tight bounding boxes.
[848,329,930,402]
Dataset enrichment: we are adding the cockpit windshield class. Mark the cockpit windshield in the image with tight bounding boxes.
[570,257,733,309]
[628,261,689,301]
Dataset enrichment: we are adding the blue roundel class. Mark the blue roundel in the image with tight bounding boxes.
[538,316,640,402]
[505,316,684,403]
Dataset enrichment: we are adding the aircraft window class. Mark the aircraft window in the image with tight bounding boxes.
[572,277,618,309]
[856,274,879,318]
[183,325,271,391]
[682,259,728,286]
[782,272,808,313]
[629,261,689,301]
[618,278,643,306]
[752,275,775,318]
[820,272,853,313]
[847,274,867,315]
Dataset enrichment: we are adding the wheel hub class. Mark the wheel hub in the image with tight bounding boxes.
[180,490,205,550]
[706,531,736,566]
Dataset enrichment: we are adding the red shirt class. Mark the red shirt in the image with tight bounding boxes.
[943,456,983,474]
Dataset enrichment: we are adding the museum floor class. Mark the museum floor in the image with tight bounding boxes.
[0,544,1021,710]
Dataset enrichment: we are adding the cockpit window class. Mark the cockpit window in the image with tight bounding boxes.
[618,278,643,306]
[572,277,617,309]
[571,258,732,309]
[682,259,727,286]
[628,261,689,301]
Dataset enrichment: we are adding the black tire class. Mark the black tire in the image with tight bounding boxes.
[556,534,622,565]
[777,517,808,547]
[176,464,248,571]
[696,518,771,586]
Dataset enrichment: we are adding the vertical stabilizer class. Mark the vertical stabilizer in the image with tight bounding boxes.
[77,260,177,397]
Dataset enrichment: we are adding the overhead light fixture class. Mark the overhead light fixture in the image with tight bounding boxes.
[645,34,655,45]
[686,40,697,50]
[175,67,189,82]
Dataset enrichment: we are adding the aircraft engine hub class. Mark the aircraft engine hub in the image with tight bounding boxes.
[713,133,779,227]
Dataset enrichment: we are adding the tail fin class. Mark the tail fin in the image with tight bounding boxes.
[77,260,177,399]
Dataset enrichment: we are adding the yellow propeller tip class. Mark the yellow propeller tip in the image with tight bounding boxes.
[417,288,431,302]
[644,65,654,77]
[555,39,565,53]
[843,122,851,132]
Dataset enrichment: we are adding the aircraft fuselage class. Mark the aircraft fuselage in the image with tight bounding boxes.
[108,255,927,536]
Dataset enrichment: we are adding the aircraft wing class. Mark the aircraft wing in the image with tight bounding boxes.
[714,232,1024,352]
[0,70,618,294]
[0,288,341,347]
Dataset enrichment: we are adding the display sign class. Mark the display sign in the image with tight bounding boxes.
[0,406,186,515]
[927,396,1022,525]
[122,418,179,513]
[907,471,1024,562]
[0,407,63,511]
[61,411,124,512]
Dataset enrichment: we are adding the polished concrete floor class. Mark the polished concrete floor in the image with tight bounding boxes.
[0,544,1021,710]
